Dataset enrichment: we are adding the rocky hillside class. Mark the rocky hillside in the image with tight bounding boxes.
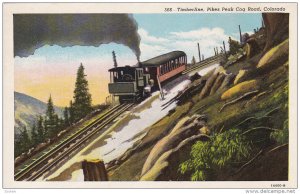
[14,91,63,135]
[106,13,289,181]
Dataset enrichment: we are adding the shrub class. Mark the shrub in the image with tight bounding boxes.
[179,128,252,181]
[270,119,288,144]
[228,37,241,55]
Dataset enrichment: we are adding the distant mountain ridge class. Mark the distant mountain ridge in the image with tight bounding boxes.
[14,91,63,135]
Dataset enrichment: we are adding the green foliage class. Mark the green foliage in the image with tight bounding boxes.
[15,126,31,157]
[73,63,92,121]
[63,106,70,126]
[270,119,289,144]
[37,115,45,143]
[15,96,66,158]
[179,129,252,181]
[69,100,75,124]
[191,56,196,65]
[271,85,288,105]
[44,95,59,139]
[228,37,241,55]
[30,122,39,146]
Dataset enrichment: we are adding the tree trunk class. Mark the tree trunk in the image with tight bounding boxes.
[82,159,108,181]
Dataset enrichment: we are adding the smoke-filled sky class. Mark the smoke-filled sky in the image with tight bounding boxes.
[14,13,261,107]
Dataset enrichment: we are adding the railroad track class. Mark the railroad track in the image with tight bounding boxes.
[14,103,134,181]
[183,54,224,75]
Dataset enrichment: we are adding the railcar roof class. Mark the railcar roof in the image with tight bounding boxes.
[141,51,186,67]
[108,65,141,72]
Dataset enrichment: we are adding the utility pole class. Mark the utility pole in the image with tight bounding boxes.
[197,43,201,62]
[238,25,242,44]
[112,51,118,68]
[223,41,227,57]
[262,19,265,28]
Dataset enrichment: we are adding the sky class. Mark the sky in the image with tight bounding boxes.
[14,13,262,107]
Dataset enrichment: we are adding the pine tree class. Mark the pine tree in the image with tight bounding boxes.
[228,37,240,55]
[73,63,92,121]
[14,139,20,158]
[63,107,70,126]
[69,100,74,124]
[31,122,39,146]
[21,126,31,149]
[44,95,58,139]
[14,133,23,158]
[37,115,45,143]
[18,126,31,154]
[191,56,196,65]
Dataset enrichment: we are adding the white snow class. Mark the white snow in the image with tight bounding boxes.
[97,76,191,163]
[197,63,220,76]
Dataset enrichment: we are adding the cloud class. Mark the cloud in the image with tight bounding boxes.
[170,27,227,41]
[138,28,169,44]
[139,27,231,62]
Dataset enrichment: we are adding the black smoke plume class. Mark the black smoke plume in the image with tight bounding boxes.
[13,14,141,60]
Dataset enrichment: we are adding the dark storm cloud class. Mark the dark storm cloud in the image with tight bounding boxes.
[13,14,141,60]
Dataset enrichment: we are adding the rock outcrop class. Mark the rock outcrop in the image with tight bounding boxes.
[140,115,210,180]
[221,80,259,101]
[262,13,289,52]
[257,39,289,70]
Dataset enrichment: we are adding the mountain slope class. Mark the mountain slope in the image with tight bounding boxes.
[14,91,63,135]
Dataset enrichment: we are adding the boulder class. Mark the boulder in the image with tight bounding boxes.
[210,73,226,95]
[221,79,259,101]
[245,38,260,58]
[257,39,289,70]
[219,73,235,91]
[234,69,250,85]
[199,126,210,135]
[141,115,207,177]
[199,72,219,99]
[199,67,224,99]
[140,134,210,181]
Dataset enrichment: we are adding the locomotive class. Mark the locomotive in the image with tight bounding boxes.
[108,51,187,103]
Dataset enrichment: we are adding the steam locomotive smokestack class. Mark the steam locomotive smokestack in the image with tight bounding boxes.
[112,51,118,68]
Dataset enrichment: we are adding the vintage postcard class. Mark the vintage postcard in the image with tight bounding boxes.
[2,2,298,189]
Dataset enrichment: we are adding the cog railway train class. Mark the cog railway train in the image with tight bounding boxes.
[108,51,187,103]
